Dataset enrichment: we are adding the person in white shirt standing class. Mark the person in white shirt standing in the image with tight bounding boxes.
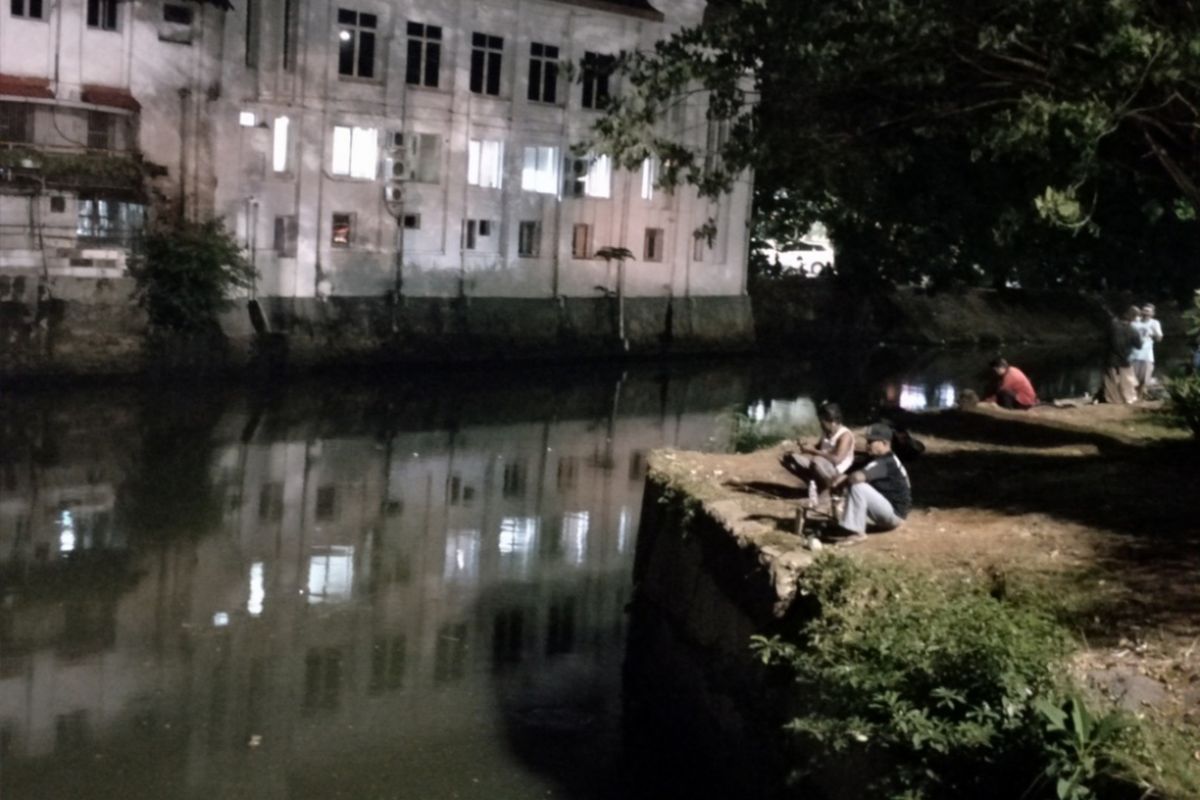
[1131,303,1164,399]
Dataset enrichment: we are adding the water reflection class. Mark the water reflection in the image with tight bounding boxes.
[0,347,1176,799]
[0,369,742,800]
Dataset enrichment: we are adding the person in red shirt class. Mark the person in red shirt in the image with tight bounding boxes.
[982,357,1038,410]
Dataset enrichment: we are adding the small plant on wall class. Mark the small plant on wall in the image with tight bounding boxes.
[129,218,256,335]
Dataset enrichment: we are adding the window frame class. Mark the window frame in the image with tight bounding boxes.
[571,223,592,259]
[11,0,46,20]
[517,221,540,258]
[331,212,354,248]
[643,227,665,262]
[86,0,119,31]
[467,138,504,189]
[274,215,298,257]
[0,102,34,143]
[527,42,559,104]
[330,125,378,180]
[469,32,504,96]
[337,8,378,80]
[581,52,615,110]
[405,22,442,88]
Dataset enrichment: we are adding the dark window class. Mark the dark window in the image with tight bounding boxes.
[546,596,575,656]
[463,219,477,250]
[434,622,468,684]
[258,482,284,521]
[405,22,441,88]
[469,33,503,96]
[369,635,406,694]
[502,462,526,497]
[581,52,615,109]
[302,648,343,711]
[316,485,337,520]
[0,103,33,143]
[517,221,540,257]
[162,4,191,24]
[273,215,298,256]
[337,9,377,79]
[86,111,113,150]
[556,456,577,490]
[245,0,259,67]
[492,608,524,671]
[528,42,558,103]
[11,0,45,19]
[282,0,295,70]
[86,0,118,30]
[643,227,664,262]
[331,212,352,247]
[478,219,492,237]
[571,224,591,259]
[50,196,66,213]
[402,213,420,229]
[693,235,705,262]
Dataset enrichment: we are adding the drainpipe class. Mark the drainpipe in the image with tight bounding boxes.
[178,88,191,218]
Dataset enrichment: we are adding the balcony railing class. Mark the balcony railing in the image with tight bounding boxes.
[0,142,147,193]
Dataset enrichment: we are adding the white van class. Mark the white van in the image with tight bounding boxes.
[759,239,836,277]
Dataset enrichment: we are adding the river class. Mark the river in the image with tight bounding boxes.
[0,344,1187,799]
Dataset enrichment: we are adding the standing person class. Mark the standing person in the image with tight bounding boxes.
[830,423,911,543]
[1130,304,1164,398]
[982,357,1038,410]
[781,402,855,509]
[1101,306,1143,404]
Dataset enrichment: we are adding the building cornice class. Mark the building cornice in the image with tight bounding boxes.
[549,0,664,22]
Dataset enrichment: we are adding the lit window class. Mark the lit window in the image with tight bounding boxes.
[561,511,589,566]
[331,212,353,247]
[239,110,257,127]
[467,139,504,188]
[272,116,289,171]
[499,516,537,554]
[247,562,264,616]
[641,157,659,200]
[469,32,503,96]
[337,8,376,79]
[565,154,611,198]
[571,223,591,259]
[307,546,354,604]
[331,125,377,179]
[443,530,480,582]
[521,145,559,194]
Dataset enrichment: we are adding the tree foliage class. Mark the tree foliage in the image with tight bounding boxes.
[130,218,256,334]
[594,0,1200,293]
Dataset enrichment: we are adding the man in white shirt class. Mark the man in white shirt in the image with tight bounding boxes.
[1131,303,1164,398]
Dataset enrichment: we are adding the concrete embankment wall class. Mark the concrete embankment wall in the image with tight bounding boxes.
[0,283,755,379]
[625,466,810,800]
[754,281,1190,346]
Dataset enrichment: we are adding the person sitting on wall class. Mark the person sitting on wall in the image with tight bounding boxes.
[830,423,911,543]
[780,401,855,510]
[981,357,1038,410]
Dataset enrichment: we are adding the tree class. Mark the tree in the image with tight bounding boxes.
[593,0,1200,294]
[130,218,256,334]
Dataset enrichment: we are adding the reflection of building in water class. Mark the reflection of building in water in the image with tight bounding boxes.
[0,385,735,797]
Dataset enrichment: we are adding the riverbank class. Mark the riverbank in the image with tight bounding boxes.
[628,402,1200,798]
[1,277,1190,380]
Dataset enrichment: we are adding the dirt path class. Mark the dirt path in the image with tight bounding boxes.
[674,402,1200,733]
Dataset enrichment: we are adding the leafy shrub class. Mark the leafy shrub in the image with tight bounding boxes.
[750,556,1134,799]
[130,218,256,334]
[1164,374,1200,439]
[729,410,817,454]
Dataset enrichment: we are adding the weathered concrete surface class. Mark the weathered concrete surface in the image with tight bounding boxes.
[0,291,755,379]
[625,450,814,800]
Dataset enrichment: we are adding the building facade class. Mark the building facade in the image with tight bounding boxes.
[0,0,750,306]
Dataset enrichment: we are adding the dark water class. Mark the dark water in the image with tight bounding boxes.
[0,345,1190,799]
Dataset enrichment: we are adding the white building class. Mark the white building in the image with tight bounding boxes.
[0,0,751,308]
